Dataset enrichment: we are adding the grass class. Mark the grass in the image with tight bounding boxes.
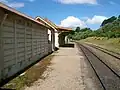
[2,54,54,90]
[79,37,120,53]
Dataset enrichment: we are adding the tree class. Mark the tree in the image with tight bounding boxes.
[75,27,80,32]
[101,16,117,26]
[118,15,120,19]
[80,28,91,32]
[67,15,120,40]
[118,15,120,21]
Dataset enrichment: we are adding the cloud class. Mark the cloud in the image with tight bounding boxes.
[8,2,24,8]
[0,0,8,3]
[86,15,107,24]
[60,16,87,28]
[109,1,116,5]
[59,15,108,29]
[0,0,24,8]
[55,0,98,4]
[27,0,35,2]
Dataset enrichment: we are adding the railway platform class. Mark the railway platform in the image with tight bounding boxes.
[25,43,99,90]
[2,43,101,90]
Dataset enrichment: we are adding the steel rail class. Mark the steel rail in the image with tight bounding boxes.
[77,43,106,90]
[86,44,120,60]
[77,43,120,90]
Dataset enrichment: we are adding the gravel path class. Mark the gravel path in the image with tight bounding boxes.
[25,44,100,90]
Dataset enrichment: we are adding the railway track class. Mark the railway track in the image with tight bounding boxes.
[77,43,120,90]
[86,43,120,59]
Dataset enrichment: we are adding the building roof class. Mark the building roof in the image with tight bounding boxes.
[35,16,57,30]
[57,26,72,31]
[36,17,72,32]
[0,2,46,27]
[43,18,72,31]
[43,18,58,29]
[0,2,72,32]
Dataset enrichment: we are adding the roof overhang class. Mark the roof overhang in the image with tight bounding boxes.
[35,16,57,30]
[0,2,48,28]
[57,27,72,32]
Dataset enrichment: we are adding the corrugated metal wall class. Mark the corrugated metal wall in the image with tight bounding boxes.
[0,8,52,82]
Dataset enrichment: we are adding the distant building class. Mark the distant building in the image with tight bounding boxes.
[35,17,72,48]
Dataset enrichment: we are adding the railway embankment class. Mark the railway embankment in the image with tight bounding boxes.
[79,37,120,54]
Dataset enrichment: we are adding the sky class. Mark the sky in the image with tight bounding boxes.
[0,0,120,30]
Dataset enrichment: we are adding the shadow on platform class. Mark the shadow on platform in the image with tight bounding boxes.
[60,44,74,48]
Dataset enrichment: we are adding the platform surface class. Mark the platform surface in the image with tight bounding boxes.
[25,44,99,90]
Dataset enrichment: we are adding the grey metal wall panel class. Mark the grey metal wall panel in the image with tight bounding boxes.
[2,26,14,33]
[4,55,15,62]
[0,9,52,82]
[4,49,14,56]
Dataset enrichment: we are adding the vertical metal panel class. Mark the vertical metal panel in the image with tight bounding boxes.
[26,27,32,63]
[15,17,26,71]
[14,19,17,71]
[0,9,5,80]
[2,14,16,78]
[24,21,27,66]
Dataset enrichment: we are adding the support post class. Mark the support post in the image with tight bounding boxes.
[51,29,55,51]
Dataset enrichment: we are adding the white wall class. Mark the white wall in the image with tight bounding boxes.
[48,29,59,48]
[48,29,51,41]
[55,29,59,48]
